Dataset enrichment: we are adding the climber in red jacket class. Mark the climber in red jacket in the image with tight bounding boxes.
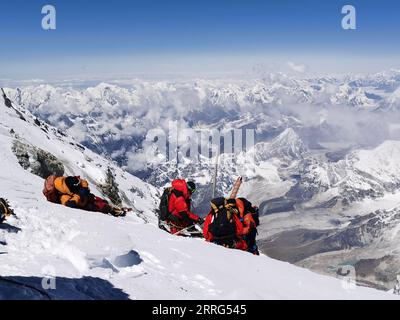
[166,179,202,234]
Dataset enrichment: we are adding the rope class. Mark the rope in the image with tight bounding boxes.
[160,220,202,236]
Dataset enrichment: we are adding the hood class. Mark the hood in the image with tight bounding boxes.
[172,179,189,199]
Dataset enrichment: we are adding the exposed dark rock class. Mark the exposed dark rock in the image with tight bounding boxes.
[98,167,122,206]
[11,140,64,179]
[129,187,145,199]
[34,118,41,127]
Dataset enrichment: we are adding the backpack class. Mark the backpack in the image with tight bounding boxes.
[0,198,14,223]
[238,197,260,227]
[158,186,187,222]
[208,197,237,241]
[43,175,60,204]
[158,188,172,221]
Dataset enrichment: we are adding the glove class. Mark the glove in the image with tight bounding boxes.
[65,200,78,209]
[78,188,90,199]
[111,207,127,217]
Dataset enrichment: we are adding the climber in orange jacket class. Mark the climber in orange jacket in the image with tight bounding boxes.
[44,175,126,217]
[54,176,91,209]
[235,198,260,255]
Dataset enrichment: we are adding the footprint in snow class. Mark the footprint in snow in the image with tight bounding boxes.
[112,250,143,268]
[88,250,143,273]
[89,257,119,273]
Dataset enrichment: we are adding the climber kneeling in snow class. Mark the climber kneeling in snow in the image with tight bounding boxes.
[158,179,202,235]
[203,198,247,251]
[43,175,125,217]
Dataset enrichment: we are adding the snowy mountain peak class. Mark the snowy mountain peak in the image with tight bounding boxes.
[272,127,302,145]
[255,128,307,162]
[351,140,400,185]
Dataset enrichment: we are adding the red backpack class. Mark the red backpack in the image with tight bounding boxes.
[43,175,60,203]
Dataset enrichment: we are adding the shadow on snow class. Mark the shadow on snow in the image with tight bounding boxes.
[0,276,130,300]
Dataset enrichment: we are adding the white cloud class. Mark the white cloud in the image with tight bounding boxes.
[8,70,400,173]
[286,61,307,73]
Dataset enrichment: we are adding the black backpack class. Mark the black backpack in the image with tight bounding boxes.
[208,197,237,241]
[158,188,172,221]
[238,197,260,227]
[158,187,186,222]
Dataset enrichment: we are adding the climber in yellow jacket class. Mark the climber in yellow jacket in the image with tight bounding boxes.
[44,175,128,217]
[54,176,91,209]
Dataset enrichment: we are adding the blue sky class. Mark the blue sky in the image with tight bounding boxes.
[1,0,399,79]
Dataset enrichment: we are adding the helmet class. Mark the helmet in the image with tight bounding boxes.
[65,176,81,193]
[187,181,196,194]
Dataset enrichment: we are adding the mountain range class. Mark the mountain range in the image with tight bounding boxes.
[3,69,400,292]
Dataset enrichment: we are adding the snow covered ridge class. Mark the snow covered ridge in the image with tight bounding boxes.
[4,70,400,173]
[0,90,159,222]
[287,140,400,210]
[0,92,397,299]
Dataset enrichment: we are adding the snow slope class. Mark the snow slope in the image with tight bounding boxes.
[0,96,397,300]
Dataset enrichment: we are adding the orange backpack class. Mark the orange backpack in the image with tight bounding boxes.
[43,175,60,203]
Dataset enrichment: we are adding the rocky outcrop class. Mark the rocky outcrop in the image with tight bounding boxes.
[11,140,64,179]
[97,167,122,206]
